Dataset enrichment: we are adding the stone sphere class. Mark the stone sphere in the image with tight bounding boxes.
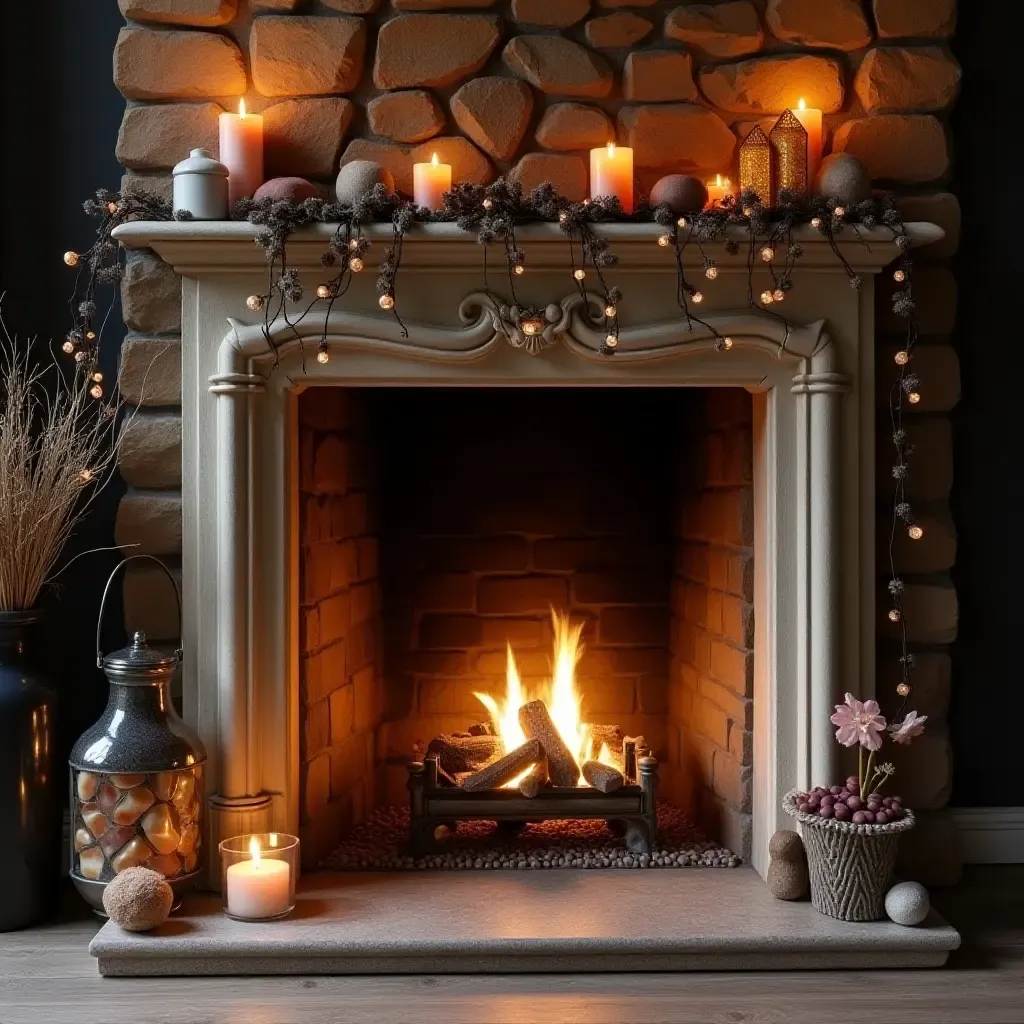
[768,829,804,862]
[649,174,709,215]
[767,857,809,901]
[253,177,322,204]
[102,867,174,932]
[813,153,872,206]
[335,160,396,205]
[885,881,930,926]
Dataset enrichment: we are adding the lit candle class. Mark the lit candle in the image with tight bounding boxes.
[413,152,451,212]
[589,142,634,214]
[219,99,264,208]
[705,174,732,209]
[225,836,290,920]
[793,99,823,184]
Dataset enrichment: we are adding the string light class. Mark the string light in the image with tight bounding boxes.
[573,268,586,281]
[760,290,774,305]
[676,217,687,229]
[907,525,924,540]
[896,682,911,697]
[89,383,103,399]
[773,288,785,302]
[316,347,329,364]
[350,257,364,273]
[78,468,94,483]
[605,334,618,348]
[514,264,525,275]
[558,212,568,223]
[74,351,87,363]
[810,217,822,229]
[888,609,901,623]
[91,371,103,383]
[760,245,775,262]
[894,269,906,283]
[62,340,75,354]
[378,293,395,310]
[482,198,493,210]
[833,205,846,218]
[63,251,79,266]
[705,265,718,280]
[657,234,671,247]
[348,238,360,251]
[246,295,263,311]
[692,291,703,303]
[721,336,733,350]
[894,350,910,365]
[907,391,921,404]
[604,304,616,318]
[107,201,118,214]
[316,285,330,299]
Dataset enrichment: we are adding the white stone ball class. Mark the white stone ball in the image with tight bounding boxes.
[335,160,396,205]
[885,881,930,926]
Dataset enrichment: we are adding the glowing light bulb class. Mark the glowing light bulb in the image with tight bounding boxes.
[86,330,96,340]
[573,268,586,280]
[559,211,568,223]
[810,217,822,229]
[896,682,911,697]
[908,525,923,540]
[761,245,775,262]
[89,384,103,399]
[677,217,687,229]
[91,371,104,383]
[78,468,94,483]
[833,205,846,218]
[705,265,718,280]
[657,234,671,247]
[350,257,364,272]
[895,350,910,365]
[64,251,79,266]
[107,201,118,214]
[247,294,263,312]
[604,304,617,318]
[514,264,525,275]
[894,269,906,283]
[482,198,493,210]
[888,608,901,623]
[605,334,618,348]
[74,350,87,363]
[62,340,75,354]
[316,348,329,364]
[349,238,360,250]
[760,290,774,305]
[907,391,921,404]
[773,288,785,302]
[379,293,395,310]
[692,291,703,303]
[316,285,330,299]
[721,336,734,350]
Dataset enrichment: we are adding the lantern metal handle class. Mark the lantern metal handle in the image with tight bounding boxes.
[96,555,183,668]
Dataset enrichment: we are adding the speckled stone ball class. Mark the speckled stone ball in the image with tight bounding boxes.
[253,177,322,203]
[768,829,804,862]
[813,153,872,206]
[335,160,396,205]
[101,866,174,932]
[650,174,709,215]
[885,881,930,926]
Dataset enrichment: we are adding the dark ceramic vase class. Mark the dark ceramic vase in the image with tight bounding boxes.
[0,611,60,931]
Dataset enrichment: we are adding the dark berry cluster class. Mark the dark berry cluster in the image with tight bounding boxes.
[795,777,906,825]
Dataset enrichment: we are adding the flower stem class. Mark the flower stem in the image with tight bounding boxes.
[858,746,864,793]
[862,752,877,797]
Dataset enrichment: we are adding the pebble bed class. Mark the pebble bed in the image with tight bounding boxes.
[322,802,741,871]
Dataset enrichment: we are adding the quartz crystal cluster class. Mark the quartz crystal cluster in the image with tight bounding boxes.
[72,766,203,882]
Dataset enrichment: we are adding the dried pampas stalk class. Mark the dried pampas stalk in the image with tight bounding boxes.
[0,312,123,611]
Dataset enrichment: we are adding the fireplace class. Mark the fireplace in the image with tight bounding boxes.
[113,218,942,881]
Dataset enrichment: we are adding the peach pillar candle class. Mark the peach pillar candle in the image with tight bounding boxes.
[794,99,823,184]
[225,837,290,920]
[219,99,264,208]
[705,174,733,209]
[589,142,634,214]
[413,152,451,212]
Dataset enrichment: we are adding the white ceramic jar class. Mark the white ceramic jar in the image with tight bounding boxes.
[172,148,229,220]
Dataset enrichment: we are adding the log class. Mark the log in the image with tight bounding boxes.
[461,740,541,792]
[518,760,549,798]
[589,724,624,755]
[519,700,579,787]
[426,733,501,775]
[582,760,625,793]
[468,722,494,736]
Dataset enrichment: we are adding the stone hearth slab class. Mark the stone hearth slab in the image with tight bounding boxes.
[91,868,959,975]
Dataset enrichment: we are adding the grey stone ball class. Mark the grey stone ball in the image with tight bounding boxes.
[650,174,709,215]
[813,153,872,206]
[102,866,174,932]
[885,881,930,926]
[254,177,322,203]
[336,160,396,205]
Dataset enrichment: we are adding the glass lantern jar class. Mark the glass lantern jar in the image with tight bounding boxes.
[69,557,206,915]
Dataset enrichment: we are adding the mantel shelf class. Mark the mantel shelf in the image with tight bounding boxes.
[113,220,944,275]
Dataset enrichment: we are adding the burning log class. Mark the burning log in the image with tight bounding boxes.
[426,733,501,775]
[519,699,579,787]
[589,724,624,755]
[582,760,625,794]
[518,760,549,798]
[461,739,541,792]
[468,722,494,736]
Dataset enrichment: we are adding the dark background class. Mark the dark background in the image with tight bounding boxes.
[1,1,1019,805]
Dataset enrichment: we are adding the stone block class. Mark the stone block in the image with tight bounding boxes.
[873,0,956,39]
[116,103,222,171]
[353,665,379,730]
[115,492,182,556]
[664,3,763,58]
[304,753,332,820]
[535,103,614,151]
[833,115,948,183]
[599,606,669,647]
[299,804,344,868]
[585,12,653,49]
[579,677,636,717]
[119,414,182,489]
[367,91,444,144]
[350,581,381,625]
[509,153,587,201]
[119,0,237,25]
[855,47,962,114]
[264,98,354,180]
[451,78,533,162]
[511,0,589,27]
[330,683,355,742]
[881,507,957,575]
[319,591,351,647]
[713,748,753,812]
[876,416,952,502]
[394,0,495,5]
[330,731,371,798]
[637,677,669,714]
[876,343,959,412]
[420,536,530,571]
[253,0,300,7]
[411,137,494,186]
[624,51,697,102]
[765,0,871,50]
[312,435,350,495]
[699,55,844,114]
[120,172,174,204]
[897,192,960,259]
[119,336,181,407]
[881,579,958,644]
[121,251,180,334]
[709,640,753,696]
[418,678,487,716]
[323,0,379,9]
[411,573,476,610]
[618,104,735,171]
[420,614,483,649]
[114,27,245,101]
[251,16,367,97]
[477,575,569,614]
[878,265,956,335]
[699,672,753,726]
[374,14,500,90]
[123,563,183,640]
[573,570,667,605]
[503,35,613,98]
[303,699,330,759]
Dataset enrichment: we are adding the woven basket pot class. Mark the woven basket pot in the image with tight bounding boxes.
[783,788,915,922]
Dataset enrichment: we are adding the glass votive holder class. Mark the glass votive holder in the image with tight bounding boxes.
[219,833,299,921]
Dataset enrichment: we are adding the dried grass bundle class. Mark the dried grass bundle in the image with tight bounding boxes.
[0,315,122,610]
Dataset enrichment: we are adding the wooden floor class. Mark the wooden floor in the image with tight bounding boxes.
[1,866,1021,1024]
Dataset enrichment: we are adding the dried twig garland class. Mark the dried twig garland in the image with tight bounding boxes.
[66,178,921,714]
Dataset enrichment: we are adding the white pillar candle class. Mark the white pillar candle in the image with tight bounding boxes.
[794,99,823,185]
[589,142,634,214]
[225,838,290,919]
[413,152,451,212]
[219,99,264,209]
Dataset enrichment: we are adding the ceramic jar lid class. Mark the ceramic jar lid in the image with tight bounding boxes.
[101,630,180,682]
[172,148,229,178]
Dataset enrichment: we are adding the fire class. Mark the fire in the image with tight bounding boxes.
[473,610,617,787]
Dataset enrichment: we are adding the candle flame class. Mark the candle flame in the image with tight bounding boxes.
[797,98,806,111]
[607,142,616,158]
[269,833,278,848]
[249,836,261,865]
[716,174,723,186]
[431,152,439,167]
[239,98,247,118]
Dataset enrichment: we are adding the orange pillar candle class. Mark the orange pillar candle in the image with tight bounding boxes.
[413,152,451,212]
[705,174,733,209]
[219,99,264,208]
[794,99,823,184]
[589,142,634,214]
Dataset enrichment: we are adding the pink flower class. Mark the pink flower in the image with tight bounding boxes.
[889,710,927,745]
[830,693,887,751]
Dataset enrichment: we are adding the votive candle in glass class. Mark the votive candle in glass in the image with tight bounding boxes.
[413,152,451,212]
[589,142,634,214]
[220,833,298,921]
[219,99,264,208]
[705,174,733,209]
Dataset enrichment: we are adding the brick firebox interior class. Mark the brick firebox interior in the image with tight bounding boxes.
[297,386,754,865]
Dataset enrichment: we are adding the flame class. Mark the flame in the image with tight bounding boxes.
[239,98,247,118]
[797,98,806,111]
[249,836,261,865]
[474,610,620,788]
[607,142,616,159]
[431,152,439,167]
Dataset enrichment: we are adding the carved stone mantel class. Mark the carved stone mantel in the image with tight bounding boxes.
[113,219,942,880]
